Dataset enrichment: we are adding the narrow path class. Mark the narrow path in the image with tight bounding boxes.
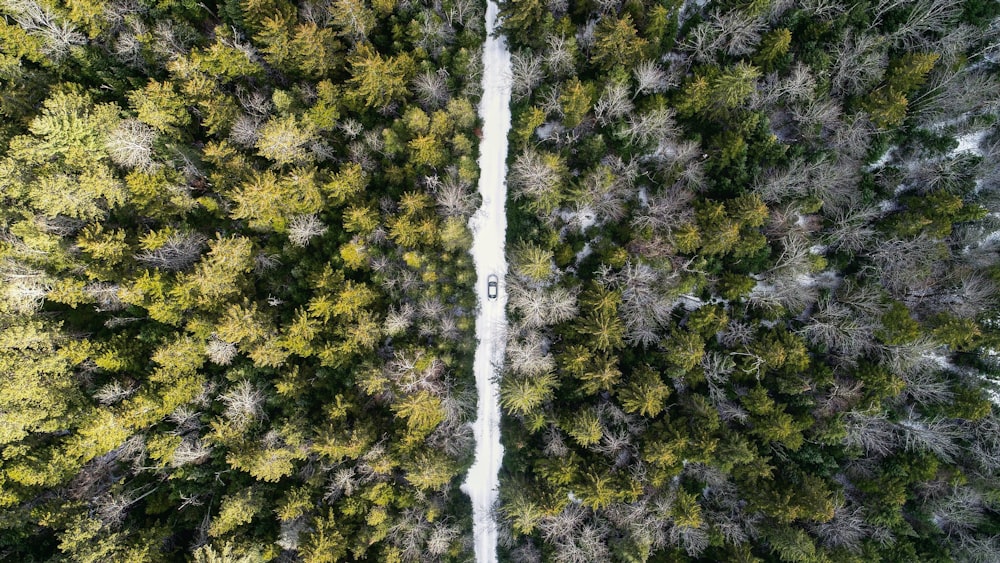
[460,2,511,562]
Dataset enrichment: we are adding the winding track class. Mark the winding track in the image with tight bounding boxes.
[460,2,512,562]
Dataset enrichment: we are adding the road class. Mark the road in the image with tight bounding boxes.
[460,2,511,562]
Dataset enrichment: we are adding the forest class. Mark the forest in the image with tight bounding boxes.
[1,0,1000,560]
[0,0,485,558]
[495,0,1000,561]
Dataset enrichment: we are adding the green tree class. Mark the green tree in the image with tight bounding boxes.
[500,372,558,417]
[329,0,376,43]
[742,386,808,450]
[0,321,84,447]
[209,488,265,537]
[559,78,594,129]
[346,44,415,109]
[255,115,319,166]
[616,366,671,417]
[754,28,792,70]
[593,15,647,70]
[300,510,348,562]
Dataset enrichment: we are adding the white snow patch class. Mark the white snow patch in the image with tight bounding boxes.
[952,130,988,157]
[638,186,649,206]
[460,4,511,562]
[674,294,704,311]
[535,121,562,141]
[878,199,899,213]
[557,207,598,231]
[791,271,843,290]
[868,146,894,170]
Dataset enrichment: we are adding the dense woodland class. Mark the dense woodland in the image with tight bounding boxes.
[495,0,1000,561]
[3,0,1000,561]
[0,0,486,558]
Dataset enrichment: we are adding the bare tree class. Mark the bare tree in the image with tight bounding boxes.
[2,0,86,60]
[907,152,978,195]
[390,508,433,562]
[113,19,147,68]
[34,213,85,236]
[802,299,875,361]
[94,381,136,405]
[608,261,675,347]
[511,51,544,101]
[844,411,897,456]
[869,235,947,300]
[670,522,710,556]
[423,522,459,555]
[633,187,694,236]
[956,534,1000,563]
[810,158,862,211]
[507,330,555,376]
[508,541,543,563]
[434,172,475,217]
[594,81,634,126]
[538,84,565,119]
[633,60,672,97]
[2,267,52,314]
[824,202,880,254]
[887,0,961,50]
[384,303,415,336]
[811,502,869,553]
[918,70,1000,126]
[577,165,629,223]
[509,283,564,329]
[413,69,451,109]
[898,413,962,462]
[831,114,876,161]
[935,274,998,319]
[901,369,954,408]
[791,98,842,136]
[817,377,864,416]
[754,159,816,203]
[876,335,941,379]
[969,416,1000,474]
[545,34,576,77]
[147,19,188,60]
[710,10,765,57]
[682,22,723,64]
[85,282,126,312]
[170,437,212,467]
[718,320,754,348]
[650,138,702,174]
[830,32,888,97]
[206,336,238,365]
[509,149,561,202]
[287,213,328,247]
[543,425,570,457]
[136,232,206,270]
[230,114,263,147]
[219,379,266,430]
[446,0,481,27]
[107,119,157,171]
[620,107,678,148]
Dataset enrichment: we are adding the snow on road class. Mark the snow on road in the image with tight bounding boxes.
[460,2,511,562]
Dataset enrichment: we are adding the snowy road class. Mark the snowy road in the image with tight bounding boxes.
[460,2,511,562]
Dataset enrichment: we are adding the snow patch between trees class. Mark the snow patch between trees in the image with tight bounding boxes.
[460,3,511,562]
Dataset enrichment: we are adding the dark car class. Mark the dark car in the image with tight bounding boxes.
[487,274,499,299]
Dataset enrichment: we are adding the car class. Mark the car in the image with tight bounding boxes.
[487,274,499,300]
